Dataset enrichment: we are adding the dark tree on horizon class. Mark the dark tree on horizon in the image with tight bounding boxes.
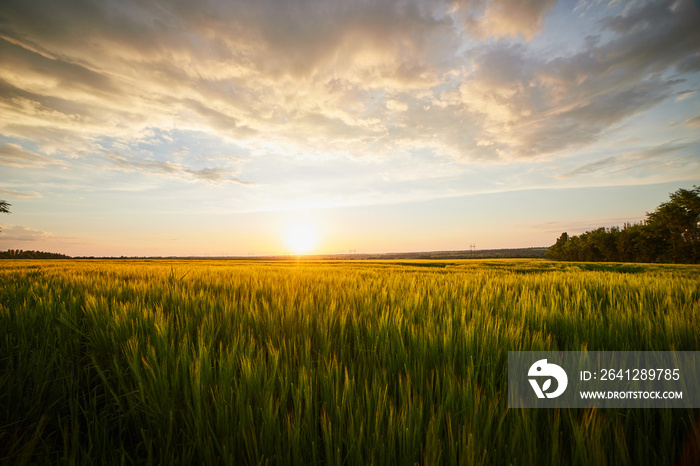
[546,186,700,264]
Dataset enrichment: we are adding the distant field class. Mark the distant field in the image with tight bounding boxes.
[1,259,699,465]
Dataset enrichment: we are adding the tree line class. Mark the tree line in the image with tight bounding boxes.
[0,249,71,259]
[1,202,71,258]
[545,187,700,264]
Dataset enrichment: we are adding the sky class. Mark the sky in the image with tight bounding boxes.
[1,0,699,257]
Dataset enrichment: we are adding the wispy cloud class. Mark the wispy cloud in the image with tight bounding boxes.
[103,151,253,185]
[624,142,690,161]
[559,157,617,179]
[0,188,42,199]
[0,143,66,167]
[558,140,693,178]
[682,116,700,128]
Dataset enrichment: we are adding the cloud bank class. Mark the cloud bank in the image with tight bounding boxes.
[1,0,698,198]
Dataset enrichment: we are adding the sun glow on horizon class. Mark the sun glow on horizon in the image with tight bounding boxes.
[285,221,319,255]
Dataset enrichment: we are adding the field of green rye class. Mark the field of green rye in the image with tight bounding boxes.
[1,259,699,465]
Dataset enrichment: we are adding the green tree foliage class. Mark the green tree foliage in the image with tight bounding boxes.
[0,200,10,232]
[546,187,700,263]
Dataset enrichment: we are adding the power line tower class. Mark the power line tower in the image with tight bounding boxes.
[470,243,475,255]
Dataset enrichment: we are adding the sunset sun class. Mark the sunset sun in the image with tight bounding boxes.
[285,222,318,255]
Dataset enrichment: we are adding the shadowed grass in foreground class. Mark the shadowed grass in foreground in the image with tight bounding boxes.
[1,259,698,465]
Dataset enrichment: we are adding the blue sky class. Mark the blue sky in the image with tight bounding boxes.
[1,0,699,256]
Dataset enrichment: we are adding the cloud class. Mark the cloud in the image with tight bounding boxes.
[103,151,253,185]
[682,116,700,128]
[624,142,690,160]
[456,0,559,40]
[0,0,697,183]
[181,99,256,139]
[0,37,118,97]
[557,141,693,180]
[0,224,52,241]
[0,0,455,155]
[559,157,617,178]
[386,99,409,112]
[0,188,42,199]
[0,143,65,167]
[454,0,697,159]
[0,0,453,86]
